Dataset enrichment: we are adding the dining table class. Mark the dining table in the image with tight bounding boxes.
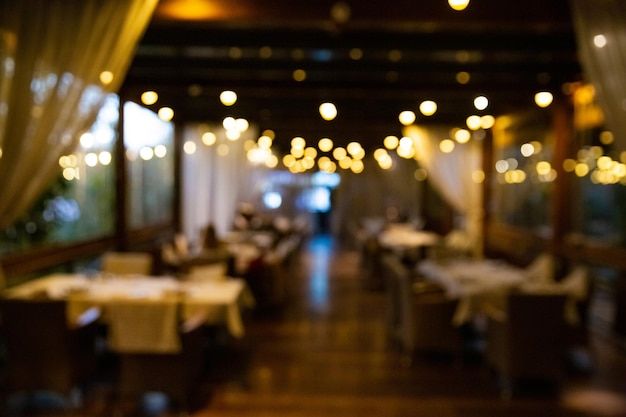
[3,273,255,342]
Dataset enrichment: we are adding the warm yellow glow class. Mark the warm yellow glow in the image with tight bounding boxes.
[397,146,415,159]
[374,148,388,161]
[258,135,272,149]
[66,154,78,167]
[333,147,347,160]
[495,160,509,173]
[154,145,167,158]
[158,107,174,121]
[414,168,428,181]
[473,95,488,110]
[534,91,554,108]
[236,118,249,132]
[98,151,112,166]
[318,138,334,152]
[621,151,626,164]
[291,137,306,149]
[419,100,437,116]
[0,148,2,159]
[563,159,577,172]
[352,148,366,160]
[99,71,114,85]
[325,161,337,173]
[480,115,495,129]
[600,131,614,145]
[84,152,98,167]
[399,110,416,126]
[293,69,307,82]
[283,154,296,168]
[140,146,155,160]
[202,132,217,146]
[384,135,399,150]
[220,90,237,106]
[183,141,196,155]
[520,143,535,157]
[262,129,275,139]
[456,71,470,84]
[506,158,518,170]
[388,49,402,62]
[593,34,607,48]
[259,46,272,59]
[575,163,590,177]
[319,102,338,121]
[217,144,229,156]
[304,147,318,159]
[141,91,158,106]
[318,156,332,170]
[225,129,241,141]
[291,147,304,158]
[472,170,485,183]
[339,157,352,169]
[506,170,527,184]
[349,48,363,60]
[59,155,71,168]
[266,154,278,168]
[448,0,470,11]
[222,117,236,130]
[597,156,612,170]
[302,156,315,170]
[62,167,76,181]
[439,139,455,153]
[530,141,543,154]
[80,132,94,149]
[378,155,393,170]
[454,129,471,144]
[399,136,413,149]
[466,115,481,130]
[351,160,364,173]
[347,141,362,156]
[536,161,552,176]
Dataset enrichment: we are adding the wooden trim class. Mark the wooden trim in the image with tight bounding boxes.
[115,93,129,250]
[0,236,117,278]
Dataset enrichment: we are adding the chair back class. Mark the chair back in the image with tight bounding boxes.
[101,251,153,276]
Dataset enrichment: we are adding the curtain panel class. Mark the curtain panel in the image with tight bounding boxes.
[0,0,157,229]
[571,0,626,150]
[404,125,484,256]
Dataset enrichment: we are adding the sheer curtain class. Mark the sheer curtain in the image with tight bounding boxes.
[404,125,484,256]
[0,0,157,229]
[182,125,256,243]
[571,0,626,149]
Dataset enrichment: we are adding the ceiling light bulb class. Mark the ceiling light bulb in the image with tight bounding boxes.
[319,102,337,121]
[399,110,416,126]
[534,91,554,108]
[220,90,237,106]
[474,96,488,110]
[448,0,470,11]
[141,91,158,105]
[419,100,437,116]
[157,107,174,122]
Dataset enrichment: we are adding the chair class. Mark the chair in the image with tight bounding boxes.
[109,300,207,413]
[101,252,153,276]
[0,298,99,398]
[486,293,568,396]
[383,255,460,356]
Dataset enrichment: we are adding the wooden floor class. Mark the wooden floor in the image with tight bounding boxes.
[10,235,626,416]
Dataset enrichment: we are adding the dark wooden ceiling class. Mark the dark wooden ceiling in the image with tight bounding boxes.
[122,0,581,150]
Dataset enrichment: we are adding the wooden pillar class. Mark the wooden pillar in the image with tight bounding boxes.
[481,129,494,257]
[114,94,128,250]
[550,98,573,258]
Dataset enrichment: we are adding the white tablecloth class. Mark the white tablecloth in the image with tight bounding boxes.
[4,274,254,344]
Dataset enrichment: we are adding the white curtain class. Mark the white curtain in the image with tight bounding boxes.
[0,0,157,229]
[182,124,256,243]
[404,125,484,256]
[571,0,626,149]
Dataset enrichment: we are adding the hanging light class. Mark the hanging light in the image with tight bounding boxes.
[473,96,489,110]
[220,90,237,106]
[141,91,158,105]
[319,102,337,121]
[157,107,174,122]
[419,100,437,116]
[448,0,470,11]
[398,110,416,126]
[534,92,554,108]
